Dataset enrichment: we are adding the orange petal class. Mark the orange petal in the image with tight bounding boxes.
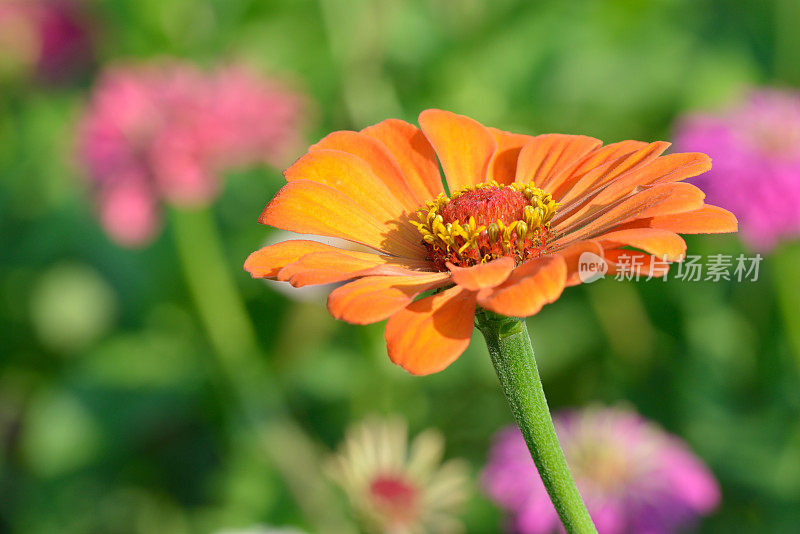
[605,249,671,279]
[589,152,711,206]
[446,256,515,290]
[514,134,602,188]
[597,228,686,261]
[486,127,535,185]
[477,256,567,317]
[310,131,421,210]
[328,272,452,324]
[244,240,344,279]
[556,141,670,204]
[418,109,497,191]
[361,118,444,201]
[279,250,433,287]
[284,149,407,222]
[561,140,651,181]
[545,140,650,200]
[629,205,739,234]
[552,182,706,244]
[260,180,426,259]
[385,285,477,375]
[555,240,604,287]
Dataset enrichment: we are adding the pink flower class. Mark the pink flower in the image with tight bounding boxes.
[78,60,305,246]
[0,0,92,83]
[98,179,160,248]
[483,406,720,534]
[674,89,800,251]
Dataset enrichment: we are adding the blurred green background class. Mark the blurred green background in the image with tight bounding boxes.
[2,0,800,532]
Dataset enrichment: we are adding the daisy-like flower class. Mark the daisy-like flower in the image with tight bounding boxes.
[78,60,305,246]
[483,406,721,534]
[327,417,469,534]
[675,89,800,251]
[245,109,737,374]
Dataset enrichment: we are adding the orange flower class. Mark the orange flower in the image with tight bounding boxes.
[245,110,737,375]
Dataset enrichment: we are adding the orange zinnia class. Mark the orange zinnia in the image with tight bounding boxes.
[245,109,737,375]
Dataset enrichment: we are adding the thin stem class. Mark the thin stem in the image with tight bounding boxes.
[169,206,281,416]
[475,310,596,534]
[170,207,356,534]
[775,0,800,85]
[772,242,800,367]
[170,208,259,361]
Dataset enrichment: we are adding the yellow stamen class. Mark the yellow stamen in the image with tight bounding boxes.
[412,181,559,267]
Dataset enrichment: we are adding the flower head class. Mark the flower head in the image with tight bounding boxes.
[245,110,737,374]
[0,0,92,83]
[483,406,720,534]
[79,60,305,246]
[327,416,469,534]
[675,89,800,251]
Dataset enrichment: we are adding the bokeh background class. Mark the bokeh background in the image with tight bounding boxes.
[2,0,800,532]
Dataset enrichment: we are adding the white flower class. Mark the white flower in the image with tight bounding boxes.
[327,416,469,534]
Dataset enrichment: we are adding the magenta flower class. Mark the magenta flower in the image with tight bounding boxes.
[78,60,305,246]
[483,406,720,534]
[674,89,800,251]
[0,0,92,83]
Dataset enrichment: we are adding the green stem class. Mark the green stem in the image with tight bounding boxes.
[475,310,596,534]
[772,243,800,367]
[170,207,356,534]
[775,0,800,84]
[170,207,272,397]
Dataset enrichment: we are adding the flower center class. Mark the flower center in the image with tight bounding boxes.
[440,186,529,226]
[369,474,420,525]
[570,442,644,496]
[412,181,559,269]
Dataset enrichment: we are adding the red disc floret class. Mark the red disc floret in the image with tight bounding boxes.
[370,474,420,524]
[440,186,528,226]
[414,184,556,270]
